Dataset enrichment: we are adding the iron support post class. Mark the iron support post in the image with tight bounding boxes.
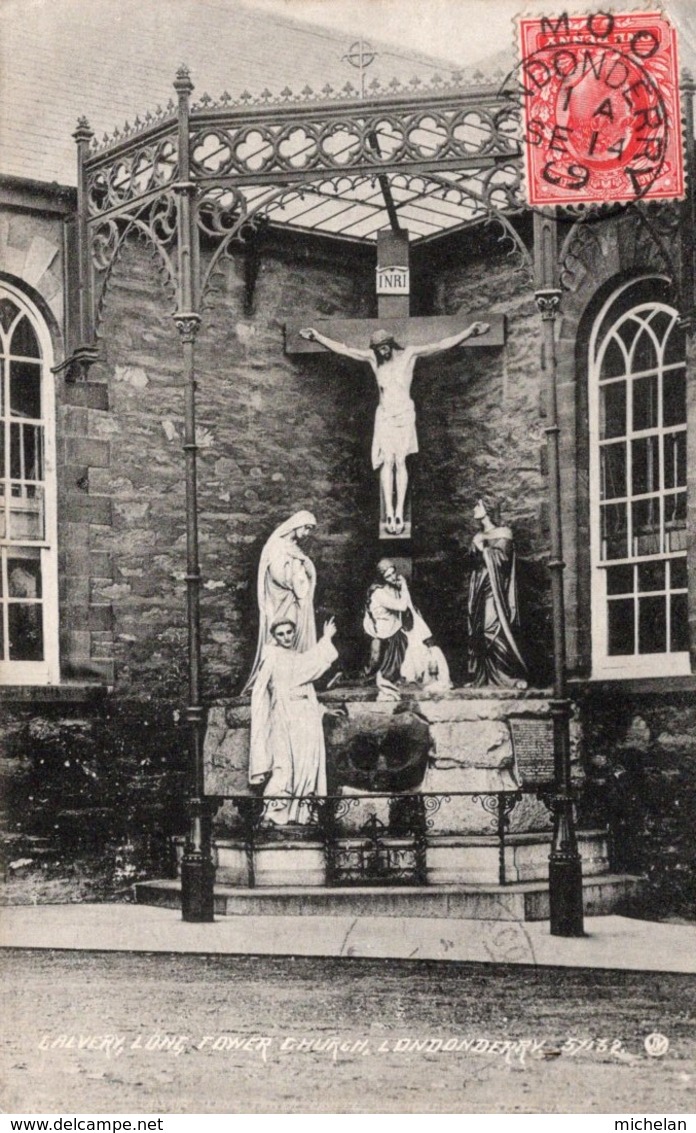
[534,211,584,937]
[679,74,696,672]
[71,119,99,379]
[679,71,696,324]
[173,67,215,922]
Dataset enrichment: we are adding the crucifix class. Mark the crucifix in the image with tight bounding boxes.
[285,229,504,541]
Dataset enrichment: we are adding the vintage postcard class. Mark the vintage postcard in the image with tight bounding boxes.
[1,0,695,1117]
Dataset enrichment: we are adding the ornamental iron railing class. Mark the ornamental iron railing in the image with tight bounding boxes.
[70,67,535,363]
[224,790,548,888]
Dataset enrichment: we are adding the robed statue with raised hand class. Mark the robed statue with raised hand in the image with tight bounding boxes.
[249,616,338,826]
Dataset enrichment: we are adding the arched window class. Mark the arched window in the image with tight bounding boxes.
[589,278,689,677]
[0,283,59,684]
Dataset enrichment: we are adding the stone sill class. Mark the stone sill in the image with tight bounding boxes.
[0,682,108,705]
[177,828,607,848]
[213,684,556,709]
[569,675,696,697]
[0,174,76,213]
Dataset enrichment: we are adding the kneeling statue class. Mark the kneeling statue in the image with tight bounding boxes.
[364,559,451,698]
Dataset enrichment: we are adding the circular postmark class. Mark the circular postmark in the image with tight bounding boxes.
[644,1032,670,1058]
[514,12,683,207]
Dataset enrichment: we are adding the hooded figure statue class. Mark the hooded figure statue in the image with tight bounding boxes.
[243,509,317,693]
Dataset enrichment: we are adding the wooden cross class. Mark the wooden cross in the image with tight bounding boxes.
[285,230,504,541]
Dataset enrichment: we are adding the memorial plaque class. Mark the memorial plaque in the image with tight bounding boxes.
[509,717,555,784]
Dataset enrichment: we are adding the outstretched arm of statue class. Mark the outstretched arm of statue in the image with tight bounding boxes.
[299,326,372,363]
[473,528,513,550]
[410,320,490,359]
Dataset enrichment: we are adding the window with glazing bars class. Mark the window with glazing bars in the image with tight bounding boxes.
[590,285,688,673]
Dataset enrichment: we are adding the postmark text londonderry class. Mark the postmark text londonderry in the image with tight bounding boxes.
[518,11,685,206]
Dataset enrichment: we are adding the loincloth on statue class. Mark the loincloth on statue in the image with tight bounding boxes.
[371,401,418,469]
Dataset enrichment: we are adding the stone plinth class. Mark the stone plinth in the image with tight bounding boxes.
[204,704,251,797]
[203,687,581,838]
[425,830,608,886]
[137,872,646,921]
[175,828,609,889]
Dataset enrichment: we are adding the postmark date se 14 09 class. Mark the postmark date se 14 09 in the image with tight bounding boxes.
[517,11,685,207]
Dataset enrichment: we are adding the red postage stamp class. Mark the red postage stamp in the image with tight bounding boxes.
[518,11,684,207]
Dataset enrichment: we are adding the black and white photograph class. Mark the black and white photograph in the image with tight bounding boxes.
[0,0,695,1118]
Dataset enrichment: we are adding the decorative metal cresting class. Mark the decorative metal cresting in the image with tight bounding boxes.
[73,65,527,358]
[343,39,377,100]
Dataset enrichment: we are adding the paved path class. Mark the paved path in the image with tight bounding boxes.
[2,948,695,1113]
[1,903,694,972]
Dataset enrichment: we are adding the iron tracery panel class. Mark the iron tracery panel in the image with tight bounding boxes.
[188,95,521,185]
[77,71,528,340]
[74,66,694,359]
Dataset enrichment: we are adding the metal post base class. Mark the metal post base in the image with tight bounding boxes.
[181,852,216,922]
[549,854,585,936]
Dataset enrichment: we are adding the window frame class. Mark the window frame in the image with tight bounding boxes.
[0,281,60,685]
[588,277,689,679]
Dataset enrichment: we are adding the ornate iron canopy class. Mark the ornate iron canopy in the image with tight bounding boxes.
[74,65,696,351]
[73,66,535,344]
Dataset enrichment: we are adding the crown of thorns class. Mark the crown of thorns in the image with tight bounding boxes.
[369,329,397,348]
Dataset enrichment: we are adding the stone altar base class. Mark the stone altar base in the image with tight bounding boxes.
[173,828,609,888]
[134,687,643,918]
[204,685,581,815]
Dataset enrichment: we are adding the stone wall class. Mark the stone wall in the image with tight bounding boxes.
[412,221,551,685]
[580,688,696,920]
[86,221,550,697]
[0,192,118,682]
[2,209,694,915]
[0,206,66,330]
[0,695,187,902]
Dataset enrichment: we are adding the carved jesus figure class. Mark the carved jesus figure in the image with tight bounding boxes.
[299,322,489,534]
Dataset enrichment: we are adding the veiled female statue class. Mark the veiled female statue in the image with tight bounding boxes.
[467,499,527,688]
[243,510,317,692]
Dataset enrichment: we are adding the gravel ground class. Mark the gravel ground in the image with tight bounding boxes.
[1,950,695,1114]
